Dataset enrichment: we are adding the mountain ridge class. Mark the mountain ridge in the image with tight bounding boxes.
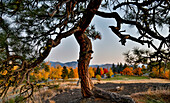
[49,61,113,69]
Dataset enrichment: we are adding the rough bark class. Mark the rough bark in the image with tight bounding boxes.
[75,32,135,103]
[74,32,94,97]
[74,0,135,102]
[74,0,102,97]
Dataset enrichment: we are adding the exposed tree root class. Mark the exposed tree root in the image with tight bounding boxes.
[92,86,135,103]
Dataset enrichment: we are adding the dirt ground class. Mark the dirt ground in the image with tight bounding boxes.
[34,78,170,103]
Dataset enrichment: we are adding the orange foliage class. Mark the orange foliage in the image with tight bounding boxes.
[150,66,169,79]
[114,72,118,74]
[133,67,143,76]
[122,67,133,76]
[100,67,104,75]
[151,66,163,77]
[163,70,169,79]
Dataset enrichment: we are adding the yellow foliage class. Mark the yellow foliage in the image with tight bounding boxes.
[73,67,79,78]
[1,70,8,75]
[31,62,80,81]
[55,66,63,79]
[151,66,164,77]
[13,66,19,70]
[88,67,94,78]
[96,74,101,81]
[67,67,71,74]
[106,69,114,78]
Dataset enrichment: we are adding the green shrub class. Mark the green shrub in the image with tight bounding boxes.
[5,99,15,103]
[15,96,24,103]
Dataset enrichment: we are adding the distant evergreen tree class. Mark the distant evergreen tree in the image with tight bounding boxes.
[68,68,74,78]
[112,63,116,73]
[119,63,123,72]
[123,63,128,71]
[116,63,124,73]
[116,63,120,73]
[96,66,101,75]
[61,66,68,81]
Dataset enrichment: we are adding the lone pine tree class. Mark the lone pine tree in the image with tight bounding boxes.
[0,0,169,102]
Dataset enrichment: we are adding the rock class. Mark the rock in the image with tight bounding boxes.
[116,86,124,91]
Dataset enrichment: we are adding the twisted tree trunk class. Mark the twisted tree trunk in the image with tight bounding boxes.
[74,32,94,97]
[74,0,135,102]
[74,32,135,103]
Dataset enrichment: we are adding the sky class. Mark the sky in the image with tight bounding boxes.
[45,12,168,65]
[45,15,150,65]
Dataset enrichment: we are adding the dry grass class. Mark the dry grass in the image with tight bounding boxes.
[29,89,56,103]
[93,78,170,84]
[131,89,170,103]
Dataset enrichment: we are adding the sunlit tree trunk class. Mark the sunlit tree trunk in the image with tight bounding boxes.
[74,32,94,97]
[73,0,102,98]
[74,32,135,103]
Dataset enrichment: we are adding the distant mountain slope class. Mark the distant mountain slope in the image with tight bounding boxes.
[49,61,112,69]
[49,61,78,68]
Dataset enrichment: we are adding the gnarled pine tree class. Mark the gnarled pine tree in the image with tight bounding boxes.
[0,0,169,102]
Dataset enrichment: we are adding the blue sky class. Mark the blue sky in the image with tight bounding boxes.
[45,13,168,65]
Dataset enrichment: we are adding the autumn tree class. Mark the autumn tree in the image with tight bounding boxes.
[88,67,95,78]
[73,67,79,78]
[122,67,134,76]
[103,68,108,74]
[106,68,114,78]
[61,66,68,81]
[141,65,147,74]
[0,0,169,102]
[55,65,63,79]
[68,68,74,78]
[124,47,170,75]
[96,75,101,81]
[133,67,143,76]
[100,67,104,77]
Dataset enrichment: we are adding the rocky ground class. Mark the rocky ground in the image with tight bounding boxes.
[33,79,170,103]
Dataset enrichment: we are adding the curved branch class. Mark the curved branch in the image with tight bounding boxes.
[96,11,165,40]
[30,27,80,68]
[108,26,157,48]
[113,0,157,10]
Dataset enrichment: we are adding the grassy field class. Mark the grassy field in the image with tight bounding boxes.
[103,75,150,81]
